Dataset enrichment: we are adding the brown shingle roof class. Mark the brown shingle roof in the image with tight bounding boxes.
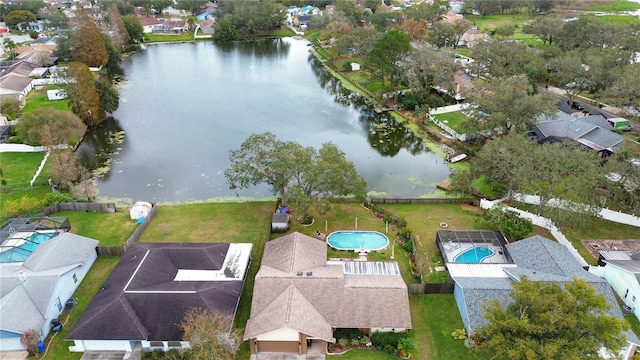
[245,233,412,340]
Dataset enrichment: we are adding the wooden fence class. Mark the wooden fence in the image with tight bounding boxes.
[43,202,116,215]
[370,198,476,205]
[96,205,158,256]
[408,282,454,295]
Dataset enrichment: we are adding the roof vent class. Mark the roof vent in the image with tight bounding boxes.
[296,271,303,276]
[306,271,312,276]
[18,271,27,282]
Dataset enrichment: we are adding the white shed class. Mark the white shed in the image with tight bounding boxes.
[47,89,67,100]
[129,201,153,220]
[350,63,361,71]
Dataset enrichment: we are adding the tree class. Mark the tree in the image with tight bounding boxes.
[69,7,108,67]
[0,97,21,115]
[403,46,459,104]
[470,41,546,82]
[605,63,640,114]
[450,19,471,49]
[65,62,104,125]
[122,15,144,43]
[225,133,366,213]
[180,308,241,360]
[480,277,628,360]
[397,18,428,42]
[2,38,17,60]
[547,50,589,105]
[522,16,564,46]
[5,10,36,30]
[42,8,68,31]
[471,132,604,227]
[94,77,120,114]
[482,206,533,241]
[20,329,40,355]
[212,18,236,43]
[365,29,410,95]
[427,23,456,49]
[288,142,367,218]
[107,4,130,48]
[15,108,86,146]
[48,148,80,190]
[464,74,556,133]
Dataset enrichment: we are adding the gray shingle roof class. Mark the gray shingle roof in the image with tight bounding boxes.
[0,233,98,335]
[452,235,640,345]
[67,243,251,342]
[534,111,623,151]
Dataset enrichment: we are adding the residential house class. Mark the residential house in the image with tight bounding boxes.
[17,21,45,33]
[0,73,35,102]
[458,29,490,48]
[152,20,189,34]
[137,15,164,34]
[195,2,217,21]
[0,232,98,351]
[67,242,252,353]
[198,18,216,34]
[440,232,640,359]
[532,110,624,157]
[244,232,411,356]
[293,15,312,29]
[603,259,640,322]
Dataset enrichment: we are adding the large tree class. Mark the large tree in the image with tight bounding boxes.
[65,62,104,125]
[365,28,410,95]
[480,277,628,359]
[403,46,459,104]
[122,15,144,43]
[470,132,604,227]
[522,16,564,46]
[107,4,130,48]
[15,108,86,146]
[225,133,366,213]
[464,74,556,133]
[4,10,36,30]
[180,308,241,360]
[69,7,108,68]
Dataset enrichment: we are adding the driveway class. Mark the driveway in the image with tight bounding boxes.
[0,351,27,360]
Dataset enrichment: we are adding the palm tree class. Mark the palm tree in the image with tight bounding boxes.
[2,38,17,60]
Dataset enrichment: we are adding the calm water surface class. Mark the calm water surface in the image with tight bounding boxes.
[78,38,450,203]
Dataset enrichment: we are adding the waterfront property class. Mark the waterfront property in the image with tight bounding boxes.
[326,230,389,251]
[441,233,640,359]
[244,232,411,356]
[67,242,252,353]
[0,232,98,351]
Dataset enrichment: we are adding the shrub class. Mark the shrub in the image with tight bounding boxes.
[372,331,408,350]
[300,215,314,225]
[464,337,476,349]
[402,240,413,253]
[350,338,360,346]
[451,328,467,340]
[383,344,395,354]
[361,335,370,345]
[397,337,416,358]
[20,329,40,355]
[399,227,412,239]
[338,338,349,347]
[1,196,43,219]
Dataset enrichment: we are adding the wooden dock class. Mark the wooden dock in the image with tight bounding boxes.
[373,105,392,114]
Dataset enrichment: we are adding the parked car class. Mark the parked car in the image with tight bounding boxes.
[571,101,585,110]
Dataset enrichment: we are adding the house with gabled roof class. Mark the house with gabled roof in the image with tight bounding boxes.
[244,232,411,356]
[533,110,624,157]
[0,232,98,351]
[445,234,640,359]
[67,242,252,353]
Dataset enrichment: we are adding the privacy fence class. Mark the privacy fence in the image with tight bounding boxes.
[96,205,158,256]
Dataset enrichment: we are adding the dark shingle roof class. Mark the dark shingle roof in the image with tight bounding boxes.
[67,243,249,342]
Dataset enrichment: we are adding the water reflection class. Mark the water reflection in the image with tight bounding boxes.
[308,54,427,157]
[76,117,125,181]
[236,38,291,58]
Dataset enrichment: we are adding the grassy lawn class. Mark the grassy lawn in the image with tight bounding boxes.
[466,14,533,33]
[56,210,138,246]
[145,32,194,43]
[411,295,491,360]
[586,0,640,12]
[0,152,49,189]
[22,86,71,113]
[433,111,471,132]
[332,349,402,359]
[44,256,121,360]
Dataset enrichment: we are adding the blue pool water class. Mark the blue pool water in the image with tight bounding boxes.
[327,231,389,251]
[0,232,58,263]
[454,246,495,263]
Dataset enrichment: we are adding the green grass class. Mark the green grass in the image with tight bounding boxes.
[21,86,71,113]
[466,14,533,33]
[586,0,640,12]
[332,349,402,359]
[411,294,491,360]
[56,210,138,246]
[0,152,48,188]
[433,111,470,132]
[44,256,121,360]
[145,32,194,43]
[596,14,640,25]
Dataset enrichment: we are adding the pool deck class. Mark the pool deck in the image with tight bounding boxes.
[443,242,508,264]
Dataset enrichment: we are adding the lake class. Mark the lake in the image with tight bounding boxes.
[77,38,451,204]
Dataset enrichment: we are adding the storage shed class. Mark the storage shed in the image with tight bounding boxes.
[271,213,290,232]
[129,201,153,220]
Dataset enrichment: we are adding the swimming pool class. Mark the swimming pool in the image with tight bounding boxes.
[326,231,389,251]
[0,231,58,263]
[454,246,495,263]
